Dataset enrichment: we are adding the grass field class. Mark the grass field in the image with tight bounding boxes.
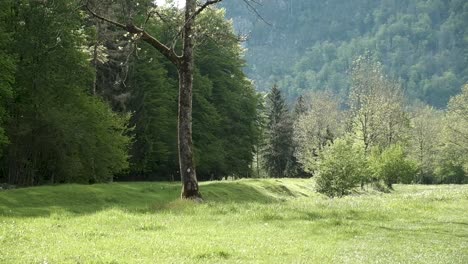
[0,179,467,263]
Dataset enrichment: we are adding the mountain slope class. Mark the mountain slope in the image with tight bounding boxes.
[223,0,467,107]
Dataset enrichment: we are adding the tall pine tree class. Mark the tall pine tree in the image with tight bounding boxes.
[263,85,294,178]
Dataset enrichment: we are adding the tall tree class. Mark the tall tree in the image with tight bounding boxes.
[86,0,230,199]
[293,91,343,173]
[287,95,309,177]
[409,105,443,183]
[263,84,294,178]
[121,7,259,182]
[443,84,468,175]
[349,56,408,151]
[86,0,263,198]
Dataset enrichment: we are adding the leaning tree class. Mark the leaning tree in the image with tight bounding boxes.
[86,0,262,199]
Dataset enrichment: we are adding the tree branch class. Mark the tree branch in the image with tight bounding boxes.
[242,0,271,26]
[170,0,223,49]
[85,4,126,29]
[85,3,181,67]
[194,0,223,18]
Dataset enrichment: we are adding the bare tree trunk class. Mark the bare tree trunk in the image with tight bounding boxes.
[178,68,200,198]
[179,0,201,199]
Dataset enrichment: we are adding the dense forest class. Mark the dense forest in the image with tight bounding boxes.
[0,0,259,186]
[0,0,466,193]
[223,0,467,107]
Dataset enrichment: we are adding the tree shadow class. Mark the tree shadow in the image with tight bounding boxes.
[0,180,286,218]
[201,181,282,203]
[364,223,468,239]
[0,182,180,218]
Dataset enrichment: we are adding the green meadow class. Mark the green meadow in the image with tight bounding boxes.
[1,179,467,263]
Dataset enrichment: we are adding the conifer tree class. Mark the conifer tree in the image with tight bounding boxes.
[263,85,294,178]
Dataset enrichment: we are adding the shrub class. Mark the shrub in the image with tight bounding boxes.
[434,162,467,184]
[369,145,418,189]
[315,137,368,197]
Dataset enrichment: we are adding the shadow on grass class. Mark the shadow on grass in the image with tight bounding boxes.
[0,180,287,218]
[201,181,281,203]
[365,222,468,238]
[0,182,180,218]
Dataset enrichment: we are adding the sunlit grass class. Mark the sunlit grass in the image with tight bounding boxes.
[1,179,467,263]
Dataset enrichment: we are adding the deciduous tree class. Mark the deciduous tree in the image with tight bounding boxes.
[349,56,408,151]
[409,105,443,183]
[293,91,343,173]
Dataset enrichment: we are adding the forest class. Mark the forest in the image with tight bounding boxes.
[0,0,260,187]
[223,0,467,107]
[1,0,466,192]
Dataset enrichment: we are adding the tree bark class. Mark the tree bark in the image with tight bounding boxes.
[178,68,200,199]
[179,0,201,199]
[92,21,100,95]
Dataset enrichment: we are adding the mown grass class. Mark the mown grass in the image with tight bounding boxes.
[0,179,467,263]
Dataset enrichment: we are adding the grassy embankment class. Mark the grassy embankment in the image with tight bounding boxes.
[0,179,467,263]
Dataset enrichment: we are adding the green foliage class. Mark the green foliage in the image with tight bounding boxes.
[263,85,295,178]
[293,91,343,173]
[125,8,260,181]
[349,56,408,151]
[369,145,418,188]
[0,2,15,152]
[0,0,130,185]
[194,13,260,178]
[408,105,444,183]
[224,0,467,107]
[444,84,468,174]
[128,44,178,180]
[315,136,368,197]
[434,161,467,184]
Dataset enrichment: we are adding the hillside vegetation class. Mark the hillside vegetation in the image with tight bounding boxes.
[223,0,467,106]
[1,179,467,263]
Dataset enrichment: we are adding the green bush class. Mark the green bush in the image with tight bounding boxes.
[369,145,418,189]
[315,137,368,197]
[435,162,467,184]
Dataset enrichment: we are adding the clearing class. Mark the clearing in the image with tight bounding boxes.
[0,179,467,263]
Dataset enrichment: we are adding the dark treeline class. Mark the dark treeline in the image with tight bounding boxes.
[0,0,259,186]
[223,0,467,107]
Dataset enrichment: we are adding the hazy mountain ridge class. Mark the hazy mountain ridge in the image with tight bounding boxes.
[223,0,467,107]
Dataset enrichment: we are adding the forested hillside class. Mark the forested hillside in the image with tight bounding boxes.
[223,0,467,107]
